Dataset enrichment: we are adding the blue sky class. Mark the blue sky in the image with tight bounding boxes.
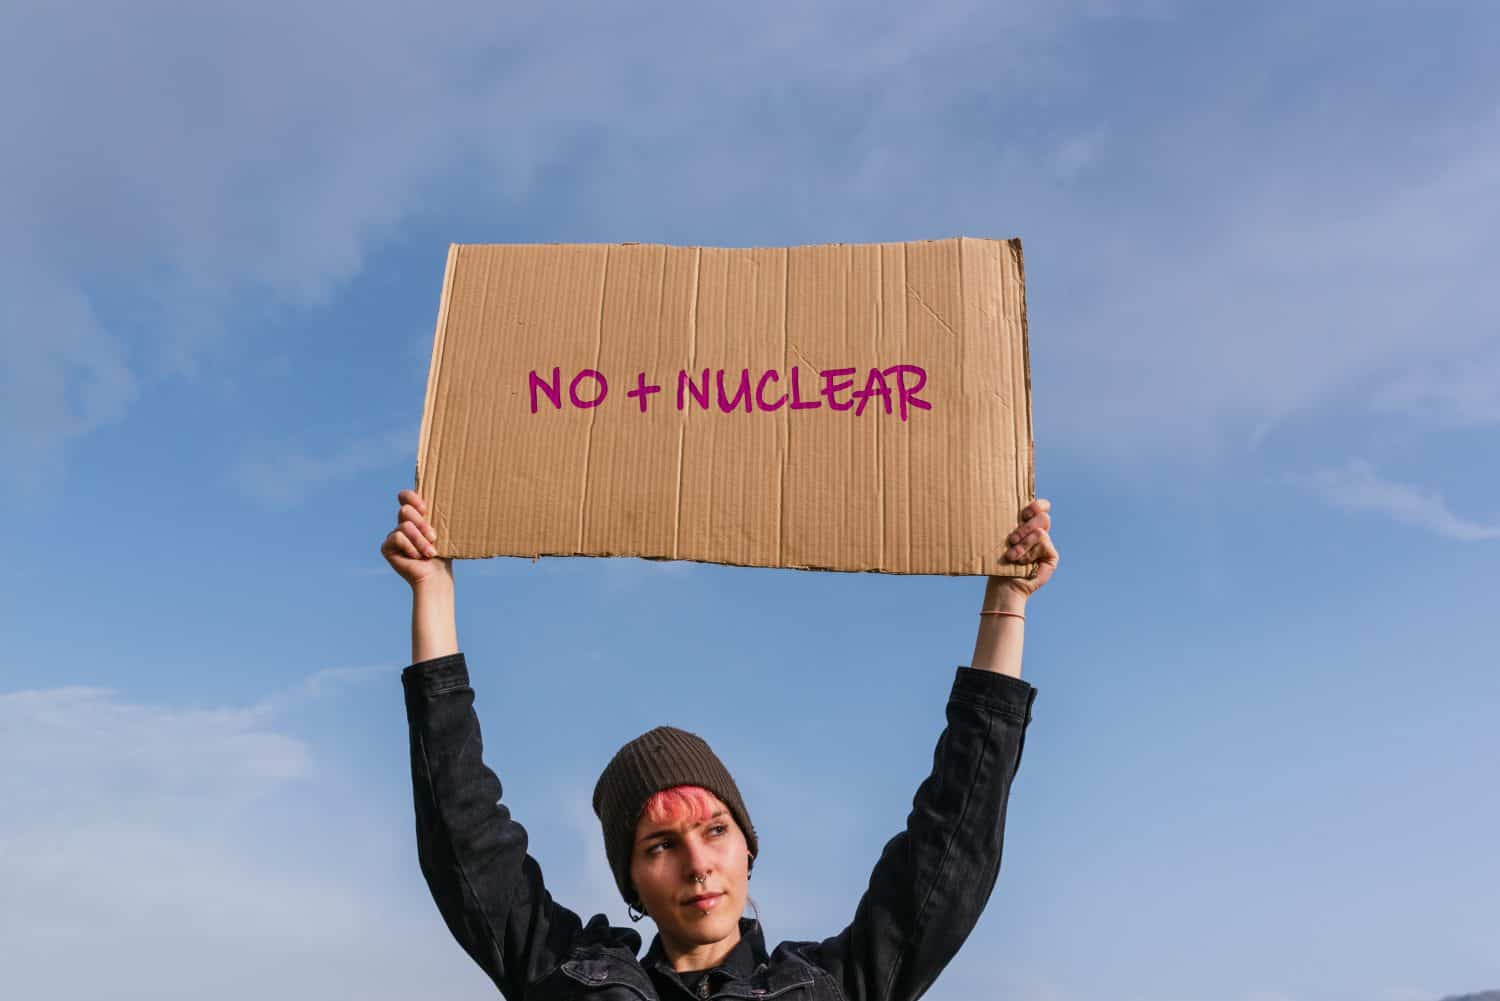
[2,3,1497,1000]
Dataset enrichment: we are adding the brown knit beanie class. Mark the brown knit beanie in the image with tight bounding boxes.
[592,726,758,906]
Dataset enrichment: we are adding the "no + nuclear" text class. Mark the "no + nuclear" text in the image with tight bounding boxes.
[529,365,932,421]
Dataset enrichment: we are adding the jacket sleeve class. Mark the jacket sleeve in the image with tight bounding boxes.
[403,652,586,1000]
[807,666,1037,1001]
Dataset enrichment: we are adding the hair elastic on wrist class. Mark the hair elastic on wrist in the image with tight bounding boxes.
[979,610,1025,619]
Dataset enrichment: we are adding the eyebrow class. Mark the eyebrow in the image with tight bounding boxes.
[637,810,727,844]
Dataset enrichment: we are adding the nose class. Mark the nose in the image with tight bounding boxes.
[683,834,714,883]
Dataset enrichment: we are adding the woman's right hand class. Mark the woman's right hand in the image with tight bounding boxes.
[381,489,452,589]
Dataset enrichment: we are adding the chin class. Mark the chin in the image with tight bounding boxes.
[673,904,742,944]
[702,910,742,937]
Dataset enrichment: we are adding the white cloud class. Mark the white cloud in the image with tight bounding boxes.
[1293,459,1500,541]
[0,685,308,821]
[0,273,138,495]
[1371,337,1500,427]
[555,781,636,925]
[1040,119,1500,460]
[233,426,416,506]
[1050,128,1106,181]
[4,0,1496,493]
[1,0,1156,487]
[1,0,497,490]
[252,663,392,713]
[0,668,501,1000]
[1374,990,1435,1001]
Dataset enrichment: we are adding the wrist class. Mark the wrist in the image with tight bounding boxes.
[411,569,454,598]
[982,578,1028,614]
[410,570,458,664]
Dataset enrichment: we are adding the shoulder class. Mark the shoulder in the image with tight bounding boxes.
[570,912,644,956]
[529,915,651,998]
[766,940,847,998]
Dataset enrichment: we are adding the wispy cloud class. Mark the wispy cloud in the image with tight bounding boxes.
[555,781,635,926]
[233,427,415,507]
[1049,128,1106,181]
[1371,338,1500,427]
[0,274,138,494]
[0,685,309,822]
[1041,115,1500,459]
[1,1,481,490]
[0,0,1157,488]
[1376,989,1438,1001]
[251,663,392,714]
[6,0,1498,489]
[0,667,491,1000]
[1293,459,1500,541]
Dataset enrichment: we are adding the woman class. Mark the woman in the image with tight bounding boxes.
[383,488,1058,1001]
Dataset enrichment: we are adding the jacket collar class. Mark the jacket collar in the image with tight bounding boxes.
[643,917,768,980]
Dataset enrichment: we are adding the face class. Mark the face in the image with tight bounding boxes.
[629,794,750,956]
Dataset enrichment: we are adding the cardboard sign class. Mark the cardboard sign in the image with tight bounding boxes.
[416,238,1034,575]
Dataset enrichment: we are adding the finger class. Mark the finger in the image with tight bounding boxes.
[1007,528,1057,564]
[1020,498,1051,520]
[400,521,436,558]
[398,504,437,542]
[400,520,437,558]
[397,489,428,514]
[1008,513,1056,543]
[1008,528,1044,561]
[1027,529,1059,565]
[1005,511,1051,545]
[382,530,419,562]
[1003,532,1038,561]
[396,532,421,560]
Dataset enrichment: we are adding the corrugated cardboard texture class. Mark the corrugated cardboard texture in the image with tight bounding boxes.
[416,238,1034,575]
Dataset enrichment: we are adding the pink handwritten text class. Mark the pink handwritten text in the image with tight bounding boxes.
[529,365,931,421]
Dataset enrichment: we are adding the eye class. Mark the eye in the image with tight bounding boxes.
[708,824,728,837]
[645,839,671,856]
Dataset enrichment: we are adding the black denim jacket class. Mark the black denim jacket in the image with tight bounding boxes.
[403,653,1036,1001]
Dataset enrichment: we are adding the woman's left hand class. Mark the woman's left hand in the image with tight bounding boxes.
[993,498,1058,600]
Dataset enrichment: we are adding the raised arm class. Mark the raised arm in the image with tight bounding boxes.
[382,490,457,664]
[384,491,597,999]
[971,498,1056,679]
[802,500,1057,1001]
